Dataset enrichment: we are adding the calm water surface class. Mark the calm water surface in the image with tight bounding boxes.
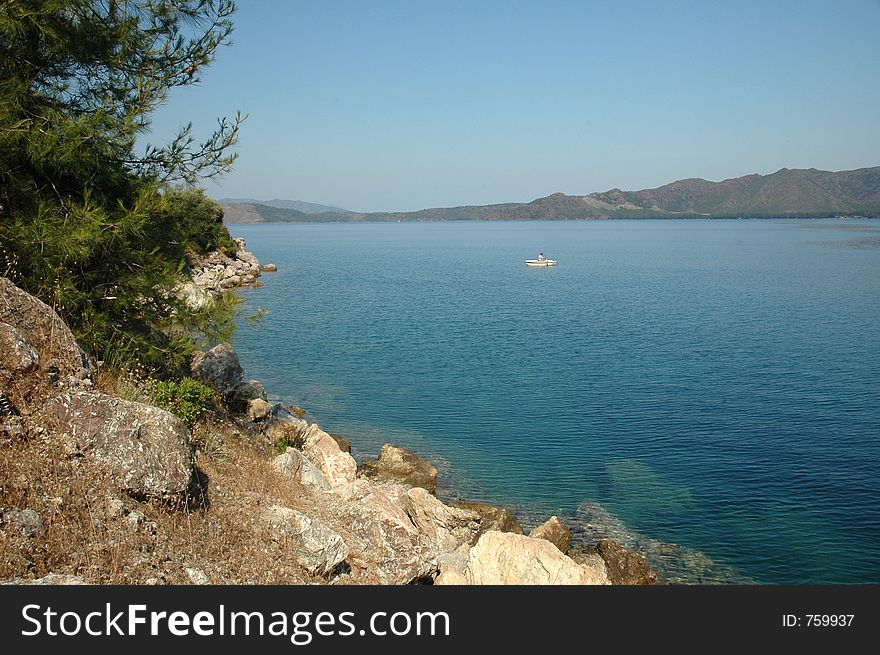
[230,219,880,584]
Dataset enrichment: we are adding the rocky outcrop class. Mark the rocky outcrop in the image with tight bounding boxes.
[272,447,329,492]
[190,343,243,399]
[435,531,610,585]
[43,389,195,499]
[0,277,91,411]
[179,238,267,310]
[450,500,523,536]
[361,443,438,494]
[323,480,480,584]
[301,424,357,487]
[261,505,349,576]
[529,516,571,553]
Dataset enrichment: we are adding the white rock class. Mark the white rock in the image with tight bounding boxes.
[272,447,329,491]
[301,424,357,487]
[261,505,348,576]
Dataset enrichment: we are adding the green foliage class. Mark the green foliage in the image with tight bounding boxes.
[0,1,245,374]
[273,429,305,455]
[143,377,216,427]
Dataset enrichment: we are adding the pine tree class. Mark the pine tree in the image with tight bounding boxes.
[0,0,244,373]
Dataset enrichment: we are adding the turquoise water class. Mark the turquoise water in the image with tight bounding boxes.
[229,219,880,584]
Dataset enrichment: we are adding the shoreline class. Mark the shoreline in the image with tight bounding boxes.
[226,238,749,584]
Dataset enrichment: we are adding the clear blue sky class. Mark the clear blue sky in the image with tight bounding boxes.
[147,0,880,212]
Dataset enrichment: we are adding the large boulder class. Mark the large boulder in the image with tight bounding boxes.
[451,500,523,536]
[43,389,195,499]
[301,424,357,487]
[435,531,610,585]
[0,278,91,410]
[528,516,571,553]
[322,480,478,584]
[261,505,349,576]
[361,443,438,494]
[189,344,243,399]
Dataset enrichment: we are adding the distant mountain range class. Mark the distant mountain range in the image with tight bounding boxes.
[219,198,348,217]
[220,166,880,224]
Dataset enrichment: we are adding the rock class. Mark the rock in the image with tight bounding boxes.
[567,547,609,579]
[330,433,351,454]
[406,487,481,552]
[322,481,480,584]
[185,567,209,585]
[105,497,125,519]
[1,414,24,440]
[126,510,147,527]
[235,379,267,403]
[246,398,272,422]
[261,505,349,576]
[0,277,91,409]
[1,573,87,585]
[450,500,523,536]
[265,405,309,448]
[175,280,213,311]
[529,516,571,553]
[272,447,329,492]
[437,531,610,585]
[0,322,39,373]
[323,480,467,584]
[44,389,195,500]
[261,263,278,272]
[2,508,44,537]
[595,539,657,585]
[361,443,437,494]
[190,344,243,399]
[301,424,357,487]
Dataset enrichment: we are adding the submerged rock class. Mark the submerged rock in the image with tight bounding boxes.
[361,443,438,494]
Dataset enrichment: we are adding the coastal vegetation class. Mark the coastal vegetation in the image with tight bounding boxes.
[0,0,244,374]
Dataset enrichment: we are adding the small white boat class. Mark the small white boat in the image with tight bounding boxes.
[525,259,557,267]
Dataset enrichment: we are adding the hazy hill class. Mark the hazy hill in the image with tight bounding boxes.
[221,167,880,224]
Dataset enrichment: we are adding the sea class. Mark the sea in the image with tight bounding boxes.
[228,218,880,584]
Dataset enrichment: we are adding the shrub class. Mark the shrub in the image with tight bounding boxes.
[143,377,215,427]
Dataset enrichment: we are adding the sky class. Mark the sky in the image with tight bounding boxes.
[146,0,880,212]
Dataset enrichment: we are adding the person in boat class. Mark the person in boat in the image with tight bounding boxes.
[537,252,546,261]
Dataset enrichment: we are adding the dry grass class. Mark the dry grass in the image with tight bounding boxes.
[0,410,327,585]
